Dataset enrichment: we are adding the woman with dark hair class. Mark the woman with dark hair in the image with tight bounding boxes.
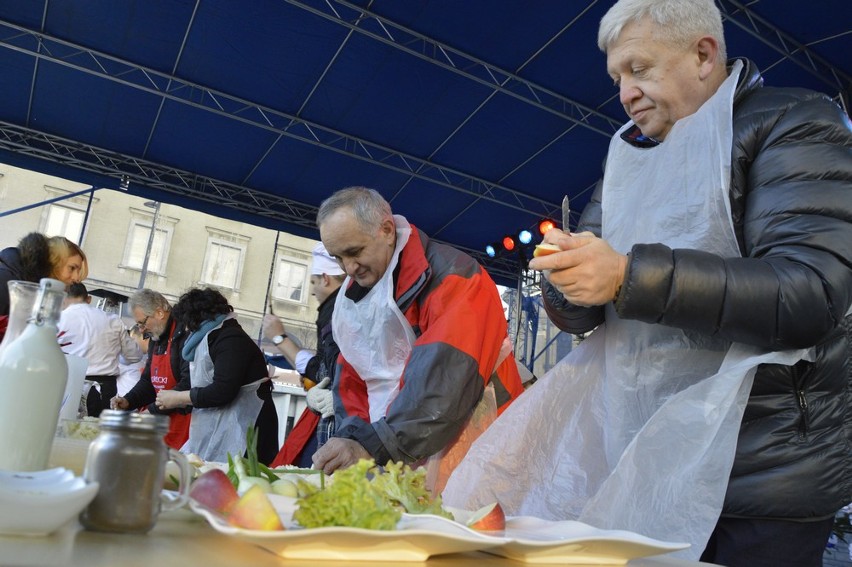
[154,287,278,464]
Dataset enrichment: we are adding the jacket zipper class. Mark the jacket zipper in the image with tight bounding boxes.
[792,361,810,441]
[796,389,809,441]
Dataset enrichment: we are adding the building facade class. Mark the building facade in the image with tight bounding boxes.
[0,163,320,348]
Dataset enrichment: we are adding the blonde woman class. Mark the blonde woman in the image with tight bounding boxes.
[0,232,88,333]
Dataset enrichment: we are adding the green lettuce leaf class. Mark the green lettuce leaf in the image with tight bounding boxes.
[292,459,451,530]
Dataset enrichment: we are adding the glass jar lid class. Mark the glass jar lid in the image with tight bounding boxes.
[98,410,169,433]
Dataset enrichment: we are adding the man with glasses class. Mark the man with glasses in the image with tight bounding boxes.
[110,289,191,449]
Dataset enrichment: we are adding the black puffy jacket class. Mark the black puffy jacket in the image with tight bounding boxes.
[543,58,852,520]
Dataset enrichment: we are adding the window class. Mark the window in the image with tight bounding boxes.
[274,258,308,303]
[122,222,171,274]
[43,205,85,241]
[39,185,94,243]
[200,230,249,291]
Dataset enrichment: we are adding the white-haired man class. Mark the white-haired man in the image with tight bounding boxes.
[446,1,852,566]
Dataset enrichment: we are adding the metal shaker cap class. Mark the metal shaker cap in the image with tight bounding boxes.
[98,410,169,434]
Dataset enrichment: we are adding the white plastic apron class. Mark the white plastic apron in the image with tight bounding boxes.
[444,61,811,559]
[181,314,265,463]
[332,215,416,423]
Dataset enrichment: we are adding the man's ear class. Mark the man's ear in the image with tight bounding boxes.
[321,274,331,287]
[695,35,720,80]
[379,217,396,243]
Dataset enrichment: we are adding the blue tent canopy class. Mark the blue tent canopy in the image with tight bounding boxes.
[0,0,849,284]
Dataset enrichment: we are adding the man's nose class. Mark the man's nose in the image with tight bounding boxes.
[619,80,640,106]
[342,258,358,275]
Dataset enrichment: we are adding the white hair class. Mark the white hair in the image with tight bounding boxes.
[317,186,393,233]
[598,0,726,62]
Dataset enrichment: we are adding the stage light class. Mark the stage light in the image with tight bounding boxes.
[502,235,516,252]
[485,243,497,258]
[518,229,532,245]
[538,219,556,235]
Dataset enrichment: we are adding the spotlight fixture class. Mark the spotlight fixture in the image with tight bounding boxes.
[538,219,556,235]
[502,235,517,252]
[483,221,556,265]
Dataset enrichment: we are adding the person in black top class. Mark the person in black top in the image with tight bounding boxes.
[156,287,278,465]
[265,243,345,467]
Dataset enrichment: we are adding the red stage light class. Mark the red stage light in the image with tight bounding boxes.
[538,219,556,235]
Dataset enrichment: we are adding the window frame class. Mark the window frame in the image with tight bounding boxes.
[199,233,248,291]
[272,254,310,304]
[119,219,173,276]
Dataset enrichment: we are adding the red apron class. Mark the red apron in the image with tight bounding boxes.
[150,320,191,450]
[271,408,319,467]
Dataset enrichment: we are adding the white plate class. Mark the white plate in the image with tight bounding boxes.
[0,467,99,536]
[189,497,688,563]
[494,516,689,564]
[190,501,504,561]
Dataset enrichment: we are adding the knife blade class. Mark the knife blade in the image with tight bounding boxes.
[562,195,570,233]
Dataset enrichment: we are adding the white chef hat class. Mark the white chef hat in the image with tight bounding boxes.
[311,242,345,276]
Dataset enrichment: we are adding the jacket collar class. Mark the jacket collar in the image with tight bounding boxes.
[342,223,431,309]
[395,224,430,304]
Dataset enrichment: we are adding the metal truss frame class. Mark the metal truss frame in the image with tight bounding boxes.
[285,0,624,138]
[718,0,851,107]
[0,120,521,283]
[0,20,562,220]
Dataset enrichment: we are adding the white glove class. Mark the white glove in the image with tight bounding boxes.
[306,377,334,418]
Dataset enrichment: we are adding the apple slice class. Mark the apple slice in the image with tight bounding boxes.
[466,502,505,531]
[228,484,285,530]
[533,243,561,258]
[189,469,239,515]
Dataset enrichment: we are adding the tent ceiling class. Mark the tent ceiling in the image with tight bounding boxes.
[0,0,849,285]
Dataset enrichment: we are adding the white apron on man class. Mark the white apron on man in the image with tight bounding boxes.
[332,215,498,492]
[332,215,416,423]
[442,61,811,559]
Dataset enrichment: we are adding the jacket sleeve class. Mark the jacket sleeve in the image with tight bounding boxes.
[189,326,268,408]
[615,91,852,349]
[335,266,507,465]
[303,354,320,381]
[541,178,606,333]
[123,350,156,409]
[115,320,143,364]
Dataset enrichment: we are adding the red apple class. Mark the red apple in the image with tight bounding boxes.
[190,469,239,515]
[467,502,505,531]
[227,485,285,530]
[533,243,561,258]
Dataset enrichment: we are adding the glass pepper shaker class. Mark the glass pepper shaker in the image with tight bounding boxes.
[80,410,191,533]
